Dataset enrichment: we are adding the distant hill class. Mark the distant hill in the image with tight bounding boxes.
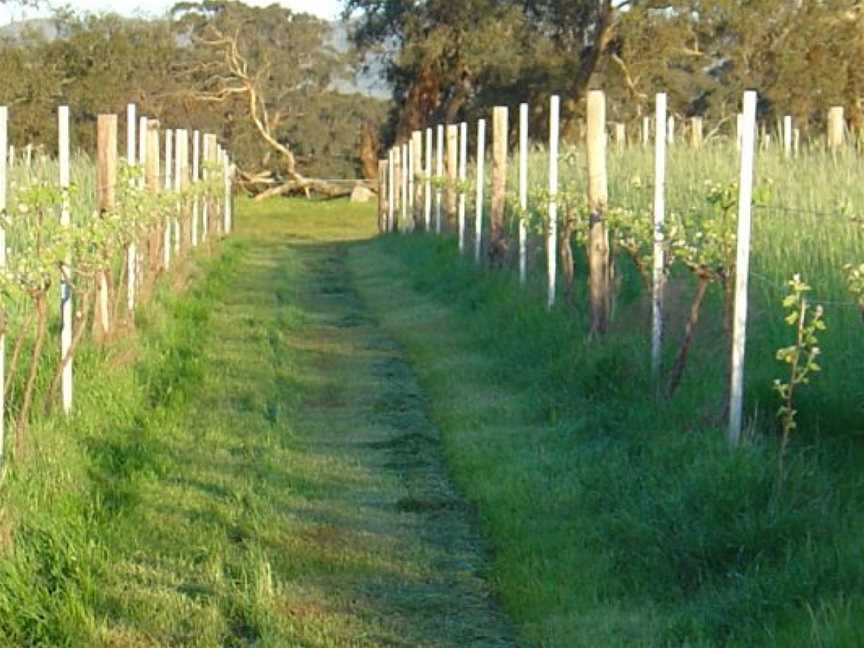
[0,16,391,100]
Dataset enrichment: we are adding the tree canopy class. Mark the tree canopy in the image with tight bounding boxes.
[0,1,388,187]
[347,0,864,142]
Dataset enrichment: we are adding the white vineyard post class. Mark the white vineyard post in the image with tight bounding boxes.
[474,118,485,264]
[126,104,137,315]
[458,121,467,254]
[547,95,560,310]
[728,90,758,446]
[192,130,200,247]
[163,128,173,270]
[424,128,432,230]
[519,102,528,284]
[59,106,73,415]
[0,107,6,455]
[651,93,667,379]
[783,116,792,159]
[435,125,443,234]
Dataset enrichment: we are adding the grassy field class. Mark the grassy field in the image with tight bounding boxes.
[0,197,514,646]
[358,218,864,646]
[0,191,862,646]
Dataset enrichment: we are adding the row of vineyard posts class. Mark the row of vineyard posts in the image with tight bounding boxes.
[0,103,235,463]
[375,90,857,445]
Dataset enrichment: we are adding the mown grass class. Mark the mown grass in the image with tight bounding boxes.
[0,195,516,646]
[351,221,864,646]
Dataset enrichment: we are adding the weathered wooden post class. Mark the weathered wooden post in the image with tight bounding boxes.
[145,121,161,280]
[96,114,117,336]
[163,128,173,270]
[387,148,395,231]
[407,138,415,229]
[783,116,792,158]
[614,122,626,151]
[652,93,667,377]
[58,106,72,414]
[474,118,485,263]
[828,106,845,152]
[586,91,610,335]
[401,142,408,231]
[518,102,529,283]
[728,90,758,446]
[192,130,200,247]
[125,104,137,315]
[174,129,188,254]
[378,158,388,232]
[391,143,402,232]
[412,129,423,228]
[667,115,675,145]
[642,116,650,148]
[489,106,508,265]
[547,95,560,308]
[690,116,703,149]
[445,125,458,231]
[136,115,147,294]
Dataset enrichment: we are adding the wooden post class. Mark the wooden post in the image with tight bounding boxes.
[96,114,117,336]
[728,90,758,446]
[489,107,508,264]
[614,122,626,151]
[435,125,443,234]
[424,128,432,230]
[652,93,667,377]
[667,115,675,145]
[392,145,401,231]
[145,122,160,191]
[223,150,232,234]
[136,116,147,294]
[518,102,528,284]
[412,129,423,229]
[690,116,703,149]
[0,107,6,454]
[201,134,211,242]
[59,106,72,414]
[793,128,800,157]
[547,96,560,309]
[642,116,651,147]
[174,129,188,253]
[387,148,395,231]
[783,116,792,158]
[125,105,137,316]
[474,118,485,263]
[586,91,610,335]
[407,137,415,229]
[458,121,468,253]
[828,106,845,151]
[378,158,388,232]
[163,129,173,270]
[445,125,458,231]
[401,142,408,231]
[192,130,200,247]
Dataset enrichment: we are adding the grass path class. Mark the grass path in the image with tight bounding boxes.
[87,200,514,645]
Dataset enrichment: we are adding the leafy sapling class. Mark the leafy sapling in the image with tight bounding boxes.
[773,274,825,473]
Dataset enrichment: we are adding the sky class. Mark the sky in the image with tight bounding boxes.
[0,0,345,24]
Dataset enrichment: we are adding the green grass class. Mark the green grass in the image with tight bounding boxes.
[350,215,864,646]
[0,196,514,646]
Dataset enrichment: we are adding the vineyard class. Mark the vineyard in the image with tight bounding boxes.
[0,104,233,462]
[380,92,864,454]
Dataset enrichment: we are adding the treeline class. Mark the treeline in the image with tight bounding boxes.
[347,0,864,143]
[0,1,388,186]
